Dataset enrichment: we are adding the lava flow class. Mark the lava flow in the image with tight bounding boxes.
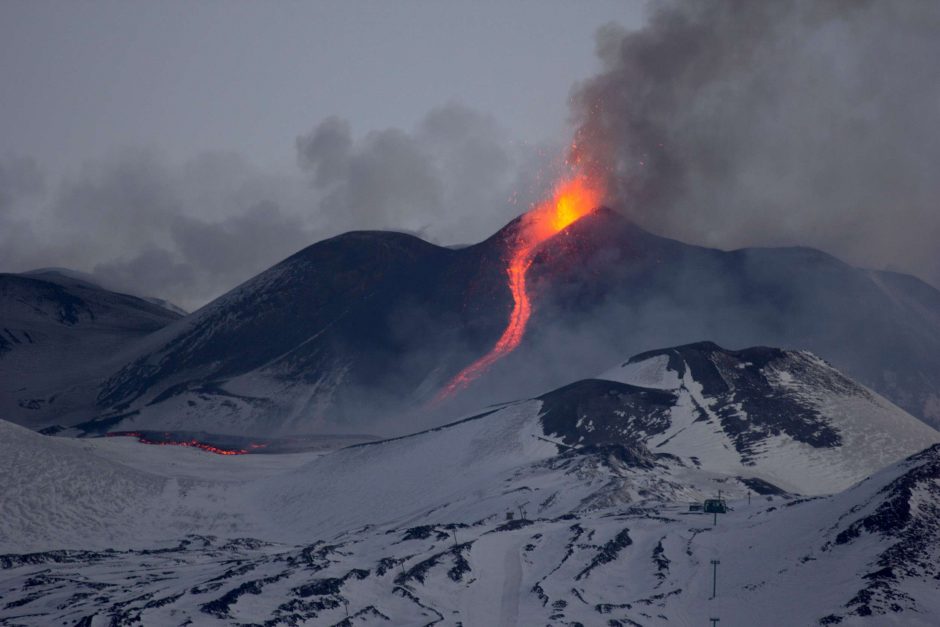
[435,175,602,401]
[105,431,263,455]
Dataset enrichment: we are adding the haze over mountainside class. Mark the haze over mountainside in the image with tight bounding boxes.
[25,208,938,437]
[0,270,182,430]
[89,227,513,436]
[23,268,189,315]
[246,342,940,540]
[3,343,936,550]
[1,346,938,625]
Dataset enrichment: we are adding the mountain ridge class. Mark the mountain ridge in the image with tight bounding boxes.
[1,343,938,624]
[5,208,940,436]
[0,271,183,429]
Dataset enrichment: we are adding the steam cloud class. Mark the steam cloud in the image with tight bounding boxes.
[0,149,314,311]
[296,104,551,241]
[0,105,551,310]
[571,0,940,286]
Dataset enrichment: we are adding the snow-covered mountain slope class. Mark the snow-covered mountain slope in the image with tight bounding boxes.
[578,342,940,494]
[2,442,937,625]
[23,267,188,315]
[1,339,939,624]
[6,341,932,555]
[0,419,320,553]
[242,346,936,546]
[0,271,182,430]
[248,401,705,542]
[0,402,696,555]
[81,209,940,437]
[248,343,917,530]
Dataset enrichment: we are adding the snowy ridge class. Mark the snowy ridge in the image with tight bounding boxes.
[0,271,181,431]
[0,419,318,553]
[589,342,940,494]
[90,230,467,436]
[1,342,939,624]
[23,209,938,437]
[3,343,936,550]
[2,440,938,625]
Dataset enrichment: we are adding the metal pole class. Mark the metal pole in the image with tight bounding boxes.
[710,618,720,627]
[710,559,720,599]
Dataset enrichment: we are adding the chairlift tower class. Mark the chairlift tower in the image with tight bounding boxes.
[710,559,720,599]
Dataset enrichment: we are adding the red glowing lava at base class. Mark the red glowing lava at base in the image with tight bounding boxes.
[106,432,266,455]
[435,175,602,402]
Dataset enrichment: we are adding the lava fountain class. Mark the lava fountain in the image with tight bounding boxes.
[435,175,603,402]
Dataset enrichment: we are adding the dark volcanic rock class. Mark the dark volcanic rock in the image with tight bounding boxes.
[538,379,677,448]
[628,343,848,460]
[535,342,864,465]
[79,208,940,434]
[825,444,940,621]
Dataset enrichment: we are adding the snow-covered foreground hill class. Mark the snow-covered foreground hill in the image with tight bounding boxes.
[1,343,938,625]
[588,342,940,494]
[246,343,939,542]
[0,418,322,553]
[2,445,938,626]
[5,342,935,553]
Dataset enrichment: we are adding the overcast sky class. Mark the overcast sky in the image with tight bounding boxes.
[0,1,643,309]
[1,1,641,179]
[2,1,939,311]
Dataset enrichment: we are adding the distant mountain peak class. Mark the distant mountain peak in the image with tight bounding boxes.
[21,267,188,316]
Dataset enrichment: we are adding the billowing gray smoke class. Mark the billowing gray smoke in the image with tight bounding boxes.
[570,0,940,286]
[0,104,555,311]
[295,104,554,244]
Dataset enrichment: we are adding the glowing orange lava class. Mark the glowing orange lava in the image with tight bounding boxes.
[435,175,602,401]
[106,431,260,455]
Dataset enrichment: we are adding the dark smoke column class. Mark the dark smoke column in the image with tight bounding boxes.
[567,0,940,293]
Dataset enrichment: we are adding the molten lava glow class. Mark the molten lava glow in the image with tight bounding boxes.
[549,177,600,233]
[435,175,602,401]
[106,432,259,455]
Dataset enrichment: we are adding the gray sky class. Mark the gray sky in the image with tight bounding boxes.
[568,0,940,294]
[2,0,939,311]
[1,1,641,180]
[0,1,643,309]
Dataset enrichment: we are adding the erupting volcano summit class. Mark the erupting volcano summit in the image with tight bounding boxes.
[435,175,603,401]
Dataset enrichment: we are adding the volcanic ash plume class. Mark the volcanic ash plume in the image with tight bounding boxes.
[569,0,940,286]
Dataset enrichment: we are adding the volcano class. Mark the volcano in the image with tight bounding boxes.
[6,209,940,437]
[434,175,603,401]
